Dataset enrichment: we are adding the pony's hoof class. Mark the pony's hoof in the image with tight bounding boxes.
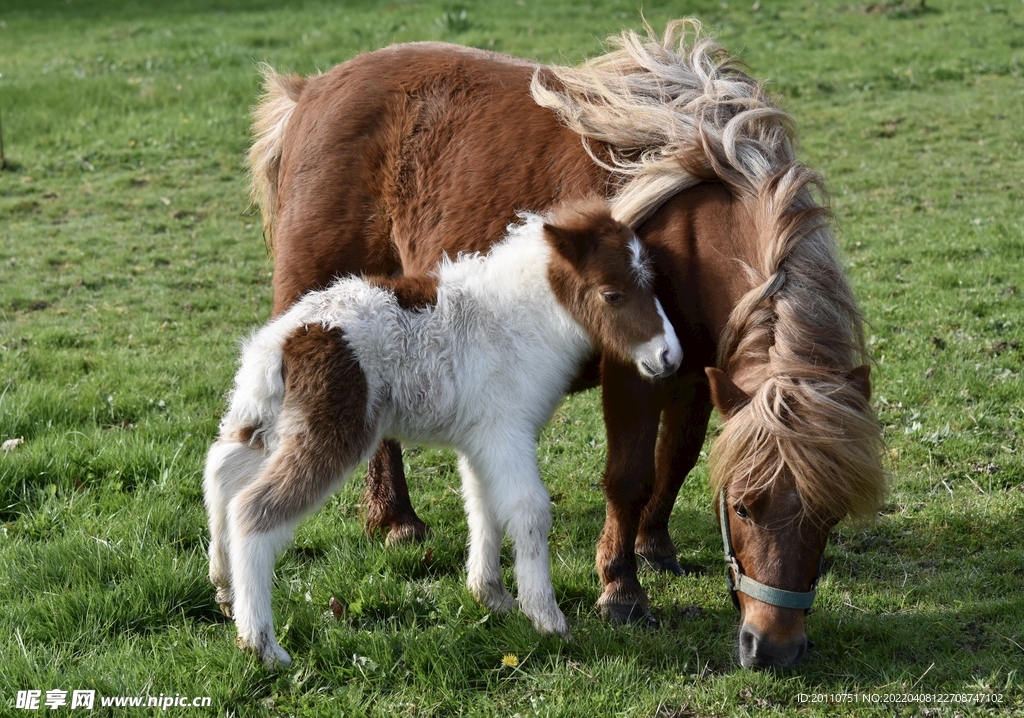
[384,518,431,547]
[599,601,659,628]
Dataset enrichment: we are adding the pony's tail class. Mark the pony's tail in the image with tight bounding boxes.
[248,64,306,253]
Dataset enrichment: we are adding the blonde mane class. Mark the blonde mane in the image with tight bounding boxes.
[533,20,886,522]
[530,18,796,226]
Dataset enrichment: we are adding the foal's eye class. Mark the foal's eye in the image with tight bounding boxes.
[600,290,624,305]
[733,503,750,520]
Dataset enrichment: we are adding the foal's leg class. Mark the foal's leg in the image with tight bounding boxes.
[463,439,569,638]
[229,419,376,667]
[203,437,266,615]
[228,324,377,668]
[635,375,713,574]
[228,437,365,668]
[595,357,662,625]
[458,454,515,614]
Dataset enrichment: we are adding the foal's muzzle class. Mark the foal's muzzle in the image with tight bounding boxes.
[635,300,683,379]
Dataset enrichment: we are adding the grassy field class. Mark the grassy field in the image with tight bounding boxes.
[1,0,1022,715]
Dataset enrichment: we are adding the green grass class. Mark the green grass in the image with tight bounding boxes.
[1,0,1023,715]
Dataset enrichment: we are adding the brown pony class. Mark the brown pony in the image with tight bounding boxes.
[247,20,886,669]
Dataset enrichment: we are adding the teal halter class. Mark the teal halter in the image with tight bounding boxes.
[719,492,822,612]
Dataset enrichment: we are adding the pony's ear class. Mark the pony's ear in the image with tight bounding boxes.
[845,364,872,402]
[544,223,591,266]
[705,367,751,418]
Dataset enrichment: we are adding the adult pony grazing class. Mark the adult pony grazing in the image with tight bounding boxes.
[248,20,886,669]
[204,200,682,667]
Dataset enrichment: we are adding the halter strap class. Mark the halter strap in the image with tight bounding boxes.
[719,492,822,612]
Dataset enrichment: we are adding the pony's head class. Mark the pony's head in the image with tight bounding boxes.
[707,363,881,668]
[543,198,682,380]
[706,169,887,669]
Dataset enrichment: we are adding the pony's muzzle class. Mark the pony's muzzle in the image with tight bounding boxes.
[738,623,808,669]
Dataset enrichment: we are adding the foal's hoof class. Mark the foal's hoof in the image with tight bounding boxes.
[383,518,431,547]
[470,577,517,615]
[599,602,659,629]
[236,635,292,670]
[214,588,234,618]
[516,590,571,639]
[527,607,572,640]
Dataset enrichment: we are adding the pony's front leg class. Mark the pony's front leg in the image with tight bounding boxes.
[595,357,661,625]
[203,438,266,616]
[458,455,515,614]
[464,440,569,638]
[636,374,713,574]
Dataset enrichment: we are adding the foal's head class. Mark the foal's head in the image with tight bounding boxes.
[543,198,682,380]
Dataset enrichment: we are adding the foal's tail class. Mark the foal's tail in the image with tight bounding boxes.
[219,317,296,446]
[248,64,307,253]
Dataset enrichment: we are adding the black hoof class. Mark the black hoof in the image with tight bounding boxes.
[600,602,659,628]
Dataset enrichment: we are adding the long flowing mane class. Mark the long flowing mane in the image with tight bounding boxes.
[533,20,886,522]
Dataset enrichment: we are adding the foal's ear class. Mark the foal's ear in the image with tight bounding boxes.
[705,367,751,418]
[845,364,872,402]
[544,223,592,266]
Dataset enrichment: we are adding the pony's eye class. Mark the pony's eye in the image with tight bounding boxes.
[601,290,624,305]
[733,503,750,519]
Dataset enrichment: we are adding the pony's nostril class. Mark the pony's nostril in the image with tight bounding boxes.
[740,626,759,656]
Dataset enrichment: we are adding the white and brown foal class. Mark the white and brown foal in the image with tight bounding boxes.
[203,198,682,667]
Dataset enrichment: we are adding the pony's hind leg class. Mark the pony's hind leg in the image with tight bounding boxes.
[203,435,266,616]
[362,439,430,546]
[459,455,515,614]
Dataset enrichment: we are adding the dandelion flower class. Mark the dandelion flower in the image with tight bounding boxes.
[501,653,519,668]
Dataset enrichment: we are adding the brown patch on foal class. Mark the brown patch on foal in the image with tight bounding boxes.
[364,273,439,311]
[235,324,375,535]
[229,424,264,450]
